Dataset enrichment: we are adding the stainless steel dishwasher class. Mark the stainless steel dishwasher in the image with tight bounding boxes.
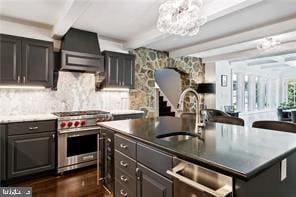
[167,157,233,197]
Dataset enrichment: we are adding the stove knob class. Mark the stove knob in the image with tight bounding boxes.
[108,117,113,121]
[74,121,80,127]
[67,121,73,128]
[60,122,66,128]
[96,119,101,123]
[81,120,86,126]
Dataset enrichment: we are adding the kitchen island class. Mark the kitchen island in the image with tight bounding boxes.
[98,116,296,197]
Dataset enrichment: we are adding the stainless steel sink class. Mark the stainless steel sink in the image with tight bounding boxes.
[156,132,199,142]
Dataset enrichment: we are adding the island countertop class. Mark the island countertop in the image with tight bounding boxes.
[98,116,296,180]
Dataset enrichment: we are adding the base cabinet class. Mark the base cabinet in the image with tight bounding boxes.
[7,132,56,179]
[137,163,172,197]
[113,134,172,197]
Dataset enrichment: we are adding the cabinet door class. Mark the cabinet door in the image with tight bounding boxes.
[137,163,172,197]
[7,132,56,179]
[121,56,135,88]
[0,125,7,182]
[106,54,121,87]
[22,38,53,87]
[0,35,21,84]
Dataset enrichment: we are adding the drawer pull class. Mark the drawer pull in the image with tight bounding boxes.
[120,189,128,197]
[120,161,128,167]
[28,126,39,130]
[120,143,128,149]
[120,175,128,183]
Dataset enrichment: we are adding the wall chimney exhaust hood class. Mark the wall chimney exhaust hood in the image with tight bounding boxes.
[60,28,104,73]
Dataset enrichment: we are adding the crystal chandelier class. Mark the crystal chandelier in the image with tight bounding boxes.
[257,37,281,51]
[157,0,207,36]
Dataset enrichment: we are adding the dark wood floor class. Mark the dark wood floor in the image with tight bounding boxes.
[12,167,112,197]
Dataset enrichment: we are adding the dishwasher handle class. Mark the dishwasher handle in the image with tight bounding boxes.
[166,169,232,197]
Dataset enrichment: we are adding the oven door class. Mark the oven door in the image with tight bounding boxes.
[58,129,99,170]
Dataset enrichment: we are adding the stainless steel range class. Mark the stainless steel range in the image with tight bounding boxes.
[53,110,112,173]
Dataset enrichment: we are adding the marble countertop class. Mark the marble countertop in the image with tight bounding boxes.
[99,117,296,180]
[109,110,144,115]
[0,114,58,123]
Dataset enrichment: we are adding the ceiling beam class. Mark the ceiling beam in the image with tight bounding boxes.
[123,0,263,49]
[52,0,92,39]
[171,17,296,58]
[202,40,296,63]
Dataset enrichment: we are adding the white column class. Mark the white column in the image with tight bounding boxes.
[258,77,266,110]
[237,73,245,112]
[248,75,256,111]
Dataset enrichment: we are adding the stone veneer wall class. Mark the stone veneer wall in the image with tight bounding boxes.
[129,47,204,118]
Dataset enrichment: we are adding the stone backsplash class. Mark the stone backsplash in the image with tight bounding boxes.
[129,47,204,118]
[0,71,129,115]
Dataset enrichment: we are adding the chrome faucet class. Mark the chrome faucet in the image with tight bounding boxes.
[177,88,205,134]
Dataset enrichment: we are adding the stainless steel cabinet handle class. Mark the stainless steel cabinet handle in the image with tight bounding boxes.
[107,138,111,143]
[28,126,39,130]
[52,134,55,139]
[120,189,128,197]
[166,169,232,197]
[120,175,128,183]
[17,76,20,83]
[120,161,128,167]
[120,143,128,149]
[23,76,26,83]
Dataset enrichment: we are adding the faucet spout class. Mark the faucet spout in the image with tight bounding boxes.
[177,88,205,133]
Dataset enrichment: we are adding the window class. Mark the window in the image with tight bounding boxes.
[232,73,238,110]
[288,81,296,106]
[244,75,249,111]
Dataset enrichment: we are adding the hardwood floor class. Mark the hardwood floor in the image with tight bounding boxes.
[12,167,112,197]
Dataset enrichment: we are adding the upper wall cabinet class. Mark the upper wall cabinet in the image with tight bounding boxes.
[0,34,53,87]
[0,35,21,84]
[103,51,135,89]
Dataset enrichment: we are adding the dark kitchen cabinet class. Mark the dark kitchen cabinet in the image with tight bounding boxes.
[7,132,56,179]
[0,125,7,185]
[0,34,53,87]
[22,38,53,87]
[137,163,172,197]
[113,134,172,197]
[103,51,135,89]
[0,35,21,84]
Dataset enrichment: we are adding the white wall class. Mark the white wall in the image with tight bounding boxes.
[204,62,216,109]
[155,69,182,109]
[0,20,53,41]
[0,19,128,53]
[215,61,232,110]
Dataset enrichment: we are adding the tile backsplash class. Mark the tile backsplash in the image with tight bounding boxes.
[0,72,129,115]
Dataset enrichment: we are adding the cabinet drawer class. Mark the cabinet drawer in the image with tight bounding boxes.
[115,150,136,176]
[115,134,136,159]
[115,180,136,197]
[137,143,172,179]
[115,167,136,194]
[8,120,56,135]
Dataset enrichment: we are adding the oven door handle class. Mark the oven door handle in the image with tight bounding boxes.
[166,166,232,197]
